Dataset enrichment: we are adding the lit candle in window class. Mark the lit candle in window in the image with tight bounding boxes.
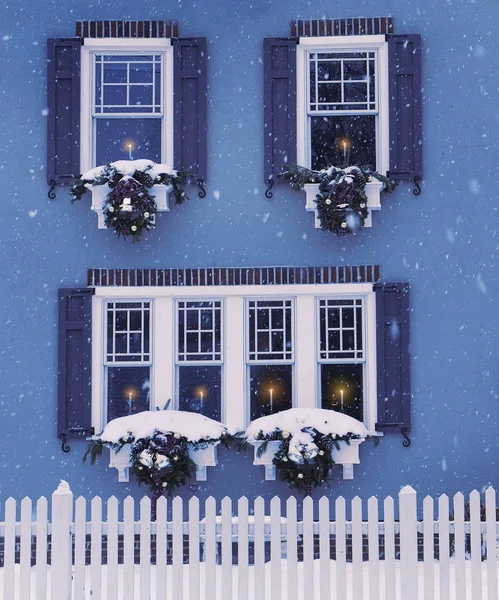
[343,141,347,159]
[128,143,133,160]
[128,392,133,414]
[199,390,204,408]
[340,389,344,412]
[269,388,273,413]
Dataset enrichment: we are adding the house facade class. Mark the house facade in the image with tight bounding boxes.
[1,0,498,505]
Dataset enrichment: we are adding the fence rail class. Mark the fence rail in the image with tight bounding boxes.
[0,482,498,599]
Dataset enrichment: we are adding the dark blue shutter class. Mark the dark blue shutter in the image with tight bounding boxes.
[263,38,297,183]
[47,39,81,186]
[58,288,94,441]
[374,283,411,432]
[173,38,208,182]
[387,34,422,181]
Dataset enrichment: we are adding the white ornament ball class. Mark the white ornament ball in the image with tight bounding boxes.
[108,206,115,213]
[173,456,178,461]
[144,212,150,218]
[319,450,324,456]
[360,202,366,208]
[325,199,332,205]
[297,473,304,479]
[281,431,290,439]
[162,481,167,488]
[131,225,137,232]
[174,432,181,439]
[341,222,348,229]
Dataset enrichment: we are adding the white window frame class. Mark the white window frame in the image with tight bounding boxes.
[80,38,174,173]
[91,283,377,435]
[296,35,389,175]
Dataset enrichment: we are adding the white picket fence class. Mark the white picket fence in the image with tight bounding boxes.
[0,482,498,600]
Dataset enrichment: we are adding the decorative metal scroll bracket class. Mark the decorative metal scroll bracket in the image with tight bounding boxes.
[59,428,95,453]
[412,176,421,196]
[265,177,275,199]
[401,427,411,447]
[48,179,57,200]
[197,178,206,198]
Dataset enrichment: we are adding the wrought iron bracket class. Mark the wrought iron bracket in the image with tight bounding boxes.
[265,177,275,199]
[48,179,57,199]
[412,176,421,196]
[59,427,95,453]
[197,178,206,198]
[60,433,71,453]
[401,427,411,447]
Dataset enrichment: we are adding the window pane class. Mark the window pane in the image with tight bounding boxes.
[248,300,293,361]
[310,115,376,170]
[249,365,292,421]
[320,364,363,421]
[178,366,221,421]
[106,301,150,363]
[107,366,151,422]
[95,118,161,165]
[177,301,222,362]
[318,298,363,361]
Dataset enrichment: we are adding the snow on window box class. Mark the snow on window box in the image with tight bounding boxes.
[86,410,226,485]
[246,408,368,483]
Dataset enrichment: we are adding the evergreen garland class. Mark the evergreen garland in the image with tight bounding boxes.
[254,427,362,492]
[281,164,395,235]
[70,162,188,243]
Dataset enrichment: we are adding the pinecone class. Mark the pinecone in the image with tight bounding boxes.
[134,171,154,188]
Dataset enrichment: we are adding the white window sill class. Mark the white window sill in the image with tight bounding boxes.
[250,438,365,481]
[304,180,383,229]
[107,442,219,483]
[87,184,171,229]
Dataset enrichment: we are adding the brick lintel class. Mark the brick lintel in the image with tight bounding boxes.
[291,17,394,37]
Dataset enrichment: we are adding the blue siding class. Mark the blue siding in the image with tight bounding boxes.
[0,0,498,503]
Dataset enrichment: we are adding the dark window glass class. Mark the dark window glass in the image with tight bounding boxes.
[249,365,292,421]
[320,364,363,421]
[310,115,376,170]
[107,366,151,422]
[95,118,161,165]
[178,366,222,421]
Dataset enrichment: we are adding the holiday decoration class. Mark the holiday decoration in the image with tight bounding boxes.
[70,160,188,242]
[281,164,395,235]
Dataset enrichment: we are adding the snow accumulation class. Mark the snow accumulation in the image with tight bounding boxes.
[100,410,226,445]
[81,159,177,182]
[245,408,367,441]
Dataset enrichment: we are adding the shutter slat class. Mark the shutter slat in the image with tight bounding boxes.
[374,282,411,432]
[173,38,208,182]
[263,38,297,183]
[47,38,81,185]
[387,34,422,181]
[57,288,94,439]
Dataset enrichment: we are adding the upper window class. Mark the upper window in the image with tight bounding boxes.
[297,36,389,174]
[81,40,173,172]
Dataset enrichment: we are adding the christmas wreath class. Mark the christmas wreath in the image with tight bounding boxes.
[70,160,188,242]
[281,164,395,234]
[247,408,367,492]
[83,410,226,496]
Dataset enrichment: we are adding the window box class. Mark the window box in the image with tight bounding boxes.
[107,441,219,483]
[250,437,365,481]
[304,180,383,229]
[88,183,171,229]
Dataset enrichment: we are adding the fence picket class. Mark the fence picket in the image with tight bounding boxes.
[204,497,217,600]
[303,496,314,600]
[155,496,168,600]
[335,496,347,600]
[368,496,380,600]
[35,496,48,600]
[139,496,151,600]
[470,489,483,598]
[439,494,450,600]
[73,496,87,600]
[352,496,363,600]
[123,496,135,600]
[453,492,466,600]
[189,496,200,600]
[51,482,72,600]
[237,497,249,600]
[19,496,32,600]
[254,497,266,600]
[221,496,233,600]
[270,496,282,600]
[106,496,119,600]
[4,498,16,600]
[319,496,330,600]
[485,487,497,600]
[90,496,103,600]
[286,496,298,600]
[423,495,435,600]
[172,496,184,600]
[384,495,396,600]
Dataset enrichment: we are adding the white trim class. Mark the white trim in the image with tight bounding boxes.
[80,39,173,173]
[91,282,377,432]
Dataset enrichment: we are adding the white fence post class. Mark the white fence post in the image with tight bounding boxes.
[51,480,74,600]
[399,485,418,600]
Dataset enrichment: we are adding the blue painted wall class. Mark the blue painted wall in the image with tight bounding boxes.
[1,0,498,508]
